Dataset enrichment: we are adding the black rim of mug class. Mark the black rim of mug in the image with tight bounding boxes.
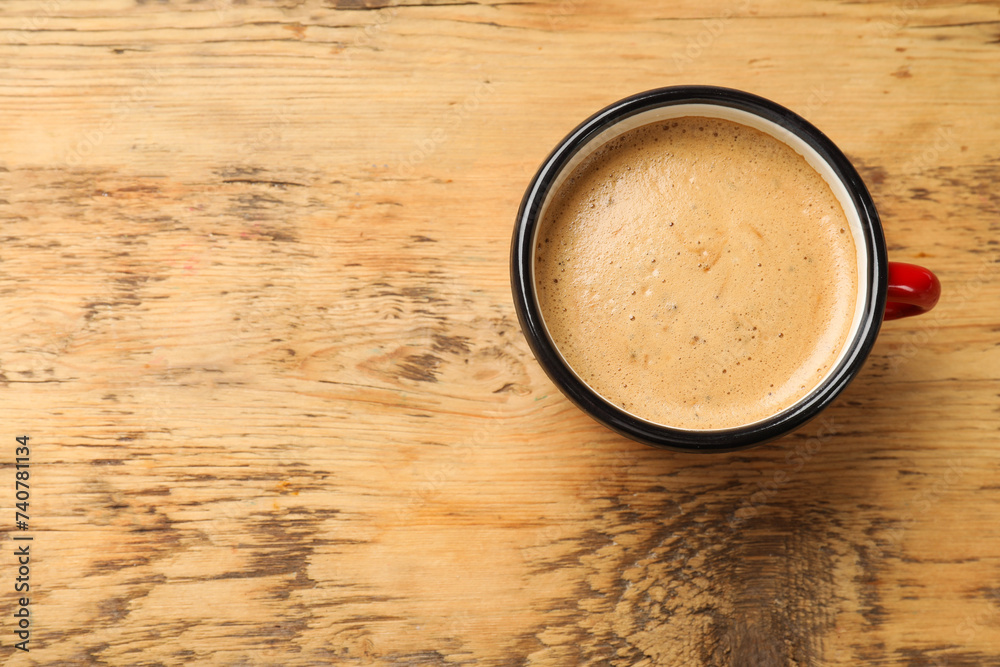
[510,85,889,452]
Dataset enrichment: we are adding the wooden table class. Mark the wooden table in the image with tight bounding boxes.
[2,1,998,664]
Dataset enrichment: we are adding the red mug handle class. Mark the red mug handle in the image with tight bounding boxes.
[885,262,941,320]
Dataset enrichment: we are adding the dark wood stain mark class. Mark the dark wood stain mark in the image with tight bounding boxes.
[222,178,306,188]
[114,274,162,287]
[258,227,298,243]
[346,281,529,389]
[854,534,891,628]
[98,595,132,622]
[897,647,999,666]
[204,507,342,644]
[77,641,112,666]
[233,192,284,209]
[79,478,184,575]
[215,165,267,179]
[513,482,854,665]
[398,353,442,382]
[329,0,382,8]
[218,183,308,244]
[400,285,444,302]
[133,486,172,496]
[848,156,888,187]
[974,585,1000,605]
[115,184,161,194]
[432,333,471,355]
[909,19,1000,30]
[83,300,142,320]
[686,509,839,665]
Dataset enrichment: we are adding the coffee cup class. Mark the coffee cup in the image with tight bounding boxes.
[510,86,940,452]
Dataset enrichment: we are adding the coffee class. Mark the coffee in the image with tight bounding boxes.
[534,116,858,430]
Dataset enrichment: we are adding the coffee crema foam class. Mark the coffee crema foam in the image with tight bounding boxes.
[534,116,858,430]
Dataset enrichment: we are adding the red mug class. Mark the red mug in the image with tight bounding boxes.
[511,86,940,452]
[885,262,941,321]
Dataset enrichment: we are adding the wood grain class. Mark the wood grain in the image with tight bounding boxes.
[0,0,998,664]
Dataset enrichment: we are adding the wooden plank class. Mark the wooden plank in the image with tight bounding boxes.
[0,0,997,664]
